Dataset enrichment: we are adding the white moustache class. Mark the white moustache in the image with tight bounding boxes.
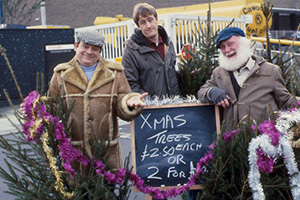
[219,37,252,71]
[225,51,236,57]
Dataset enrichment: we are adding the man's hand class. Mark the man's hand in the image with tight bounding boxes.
[127,92,148,108]
[209,87,231,108]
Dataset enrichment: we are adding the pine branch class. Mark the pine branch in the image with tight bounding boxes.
[1,45,24,101]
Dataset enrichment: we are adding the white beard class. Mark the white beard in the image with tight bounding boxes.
[219,37,252,71]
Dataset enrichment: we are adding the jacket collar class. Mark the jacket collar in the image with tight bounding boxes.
[216,55,269,99]
[249,54,271,76]
[60,56,116,93]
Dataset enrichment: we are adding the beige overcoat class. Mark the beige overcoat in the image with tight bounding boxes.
[48,56,142,171]
[198,55,297,129]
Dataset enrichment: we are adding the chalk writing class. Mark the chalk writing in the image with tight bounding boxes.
[140,114,186,130]
[133,105,217,187]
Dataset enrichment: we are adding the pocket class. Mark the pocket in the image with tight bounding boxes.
[106,142,122,170]
[69,113,82,141]
[97,113,110,140]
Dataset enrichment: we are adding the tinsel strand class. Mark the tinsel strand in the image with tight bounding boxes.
[248,118,300,200]
[42,129,74,199]
[24,91,300,199]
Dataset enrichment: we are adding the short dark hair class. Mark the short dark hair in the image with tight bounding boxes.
[132,3,158,26]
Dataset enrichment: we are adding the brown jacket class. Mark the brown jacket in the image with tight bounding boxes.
[48,56,142,171]
[198,55,297,129]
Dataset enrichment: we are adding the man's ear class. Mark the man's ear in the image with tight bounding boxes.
[74,42,79,51]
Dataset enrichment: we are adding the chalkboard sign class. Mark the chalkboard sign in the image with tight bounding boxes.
[131,103,220,189]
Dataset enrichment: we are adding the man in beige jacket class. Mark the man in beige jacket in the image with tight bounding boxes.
[48,29,147,172]
[198,27,296,130]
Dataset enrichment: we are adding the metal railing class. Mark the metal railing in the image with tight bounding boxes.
[75,14,249,60]
[75,20,136,60]
[159,14,248,54]
[270,30,299,40]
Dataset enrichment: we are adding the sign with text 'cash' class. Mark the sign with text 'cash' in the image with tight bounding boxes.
[131,103,220,188]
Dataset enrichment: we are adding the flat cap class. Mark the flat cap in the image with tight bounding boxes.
[216,27,245,48]
[76,29,105,47]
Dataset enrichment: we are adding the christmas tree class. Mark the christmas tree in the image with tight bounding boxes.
[0,45,133,200]
[177,3,220,97]
[193,3,300,200]
[1,1,300,199]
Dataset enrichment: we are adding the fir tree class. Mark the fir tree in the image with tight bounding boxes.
[0,45,133,200]
[195,2,300,200]
[177,2,220,97]
[0,95,133,200]
[261,3,300,96]
[200,121,294,200]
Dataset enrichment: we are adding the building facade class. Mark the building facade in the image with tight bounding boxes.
[28,0,299,29]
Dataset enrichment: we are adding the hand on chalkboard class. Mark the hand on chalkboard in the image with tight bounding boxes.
[127,92,148,108]
[216,95,231,108]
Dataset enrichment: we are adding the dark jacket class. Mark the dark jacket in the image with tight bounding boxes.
[122,25,181,98]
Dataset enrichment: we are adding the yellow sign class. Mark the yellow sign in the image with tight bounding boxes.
[240,3,272,37]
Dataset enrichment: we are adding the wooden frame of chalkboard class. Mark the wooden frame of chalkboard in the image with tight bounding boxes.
[130,103,220,198]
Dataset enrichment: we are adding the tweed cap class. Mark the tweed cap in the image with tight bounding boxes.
[76,30,105,47]
[216,27,245,48]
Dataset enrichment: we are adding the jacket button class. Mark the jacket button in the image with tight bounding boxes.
[155,70,159,74]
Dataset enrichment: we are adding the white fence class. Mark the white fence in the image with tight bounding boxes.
[75,14,250,60]
[158,14,249,55]
[75,20,135,60]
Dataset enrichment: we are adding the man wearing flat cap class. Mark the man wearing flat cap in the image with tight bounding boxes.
[198,27,296,130]
[48,30,148,174]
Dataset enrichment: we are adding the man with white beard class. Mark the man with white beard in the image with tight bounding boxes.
[197,27,297,130]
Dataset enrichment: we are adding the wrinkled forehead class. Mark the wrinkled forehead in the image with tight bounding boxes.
[220,35,240,45]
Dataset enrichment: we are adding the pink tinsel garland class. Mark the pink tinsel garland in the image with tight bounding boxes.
[22,91,214,199]
[22,91,282,198]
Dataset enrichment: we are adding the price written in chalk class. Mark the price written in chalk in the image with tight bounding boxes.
[133,105,217,187]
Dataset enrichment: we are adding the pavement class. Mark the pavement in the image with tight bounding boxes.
[0,105,181,200]
[0,105,21,136]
